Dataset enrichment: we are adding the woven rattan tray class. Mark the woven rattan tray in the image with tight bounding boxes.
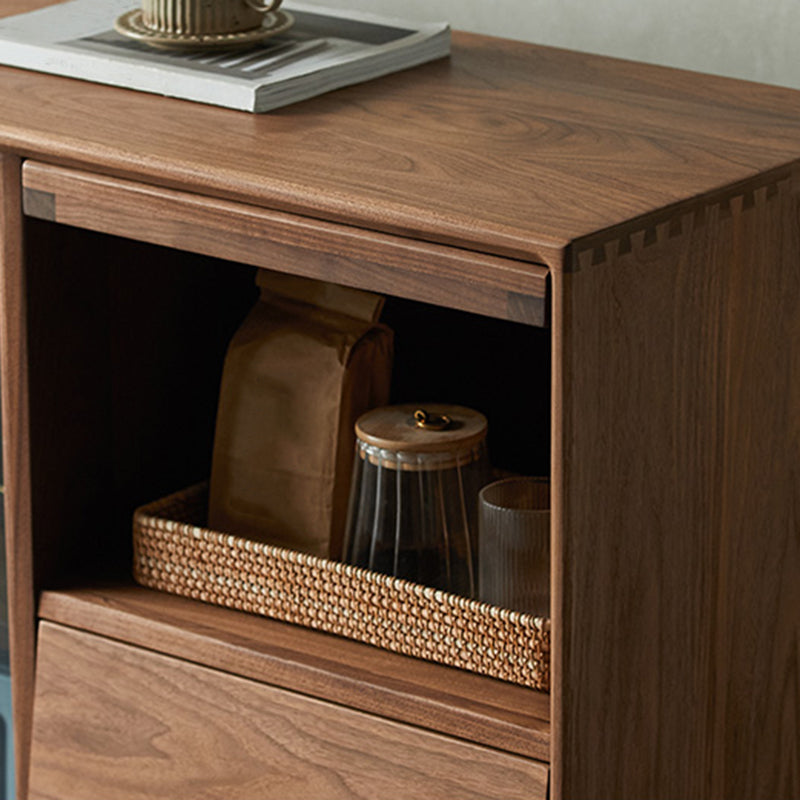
[132,483,550,690]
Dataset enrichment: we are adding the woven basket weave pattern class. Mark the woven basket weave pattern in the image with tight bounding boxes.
[133,483,550,691]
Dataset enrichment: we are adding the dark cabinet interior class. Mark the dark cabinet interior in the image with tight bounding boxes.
[24,218,551,594]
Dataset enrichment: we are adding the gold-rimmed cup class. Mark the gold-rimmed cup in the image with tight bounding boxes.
[140,0,282,36]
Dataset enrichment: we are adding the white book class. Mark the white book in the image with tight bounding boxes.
[0,0,450,112]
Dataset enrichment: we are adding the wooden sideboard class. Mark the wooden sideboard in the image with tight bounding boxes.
[1,2,799,798]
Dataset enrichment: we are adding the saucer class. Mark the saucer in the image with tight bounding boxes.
[114,8,294,51]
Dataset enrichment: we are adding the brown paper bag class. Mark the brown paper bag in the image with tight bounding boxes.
[208,271,393,560]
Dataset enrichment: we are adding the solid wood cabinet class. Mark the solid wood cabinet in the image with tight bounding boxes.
[1,2,799,798]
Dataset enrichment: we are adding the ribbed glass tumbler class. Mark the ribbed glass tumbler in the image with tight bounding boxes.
[478,477,550,616]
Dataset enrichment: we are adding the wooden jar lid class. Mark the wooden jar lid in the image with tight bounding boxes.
[355,403,488,454]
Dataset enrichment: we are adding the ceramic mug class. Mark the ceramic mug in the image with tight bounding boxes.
[141,0,282,35]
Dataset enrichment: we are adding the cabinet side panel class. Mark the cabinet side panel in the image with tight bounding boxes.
[0,152,33,800]
[552,175,800,799]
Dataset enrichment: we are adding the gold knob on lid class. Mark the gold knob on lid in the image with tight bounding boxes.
[413,408,451,431]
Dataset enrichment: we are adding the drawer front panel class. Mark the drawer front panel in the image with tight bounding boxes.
[21,161,549,327]
[30,622,548,800]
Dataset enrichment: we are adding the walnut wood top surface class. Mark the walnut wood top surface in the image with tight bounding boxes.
[4,1,800,267]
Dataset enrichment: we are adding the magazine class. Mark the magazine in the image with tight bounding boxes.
[0,0,450,112]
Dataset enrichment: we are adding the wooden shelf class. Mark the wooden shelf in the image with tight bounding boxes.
[38,583,550,762]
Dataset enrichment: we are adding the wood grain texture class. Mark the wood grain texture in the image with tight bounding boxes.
[0,152,33,800]
[30,621,549,800]
[38,584,551,761]
[551,169,800,798]
[5,5,800,265]
[22,161,548,326]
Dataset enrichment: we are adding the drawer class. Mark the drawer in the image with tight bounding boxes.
[30,622,548,800]
[21,161,549,326]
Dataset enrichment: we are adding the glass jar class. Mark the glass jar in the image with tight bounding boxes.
[342,404,489,598]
